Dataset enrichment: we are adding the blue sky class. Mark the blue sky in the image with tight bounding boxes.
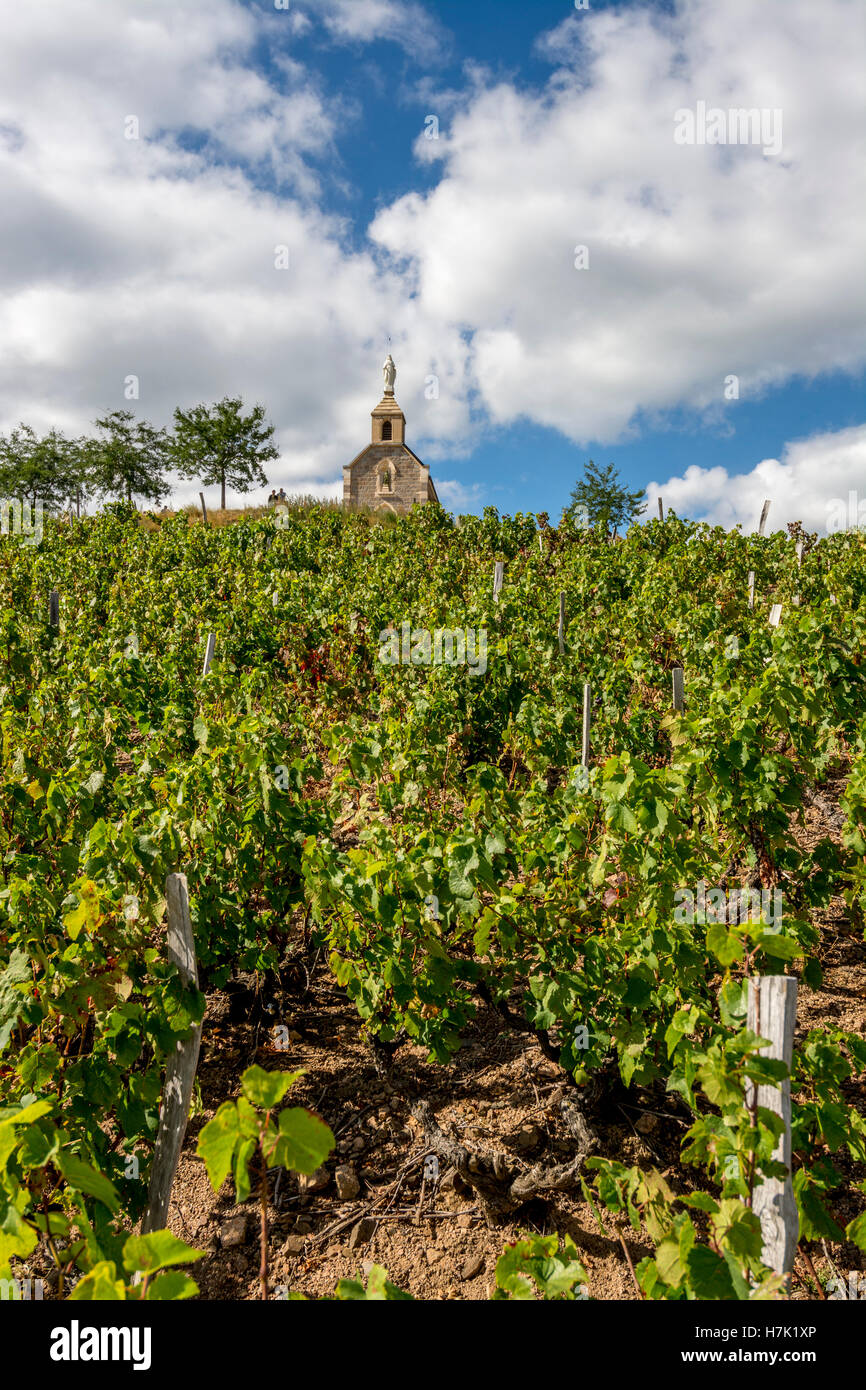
[468,370,866,521]
[0,0,863,530]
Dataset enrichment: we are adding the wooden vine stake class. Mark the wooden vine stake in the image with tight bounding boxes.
[746,975,798,1283]
[758,499,771,536]
[581,683,591,768]
[202,632,216,677]
[747,571,756,610]
[48,588,60,629]
[657,497,664,523]
[671,666,684,713]
[199,492,208,525]
[493,561,504,605]
[142,873,201,1234]
[768,604,782,628]
[557,592,566,656]
[793,540,804,607]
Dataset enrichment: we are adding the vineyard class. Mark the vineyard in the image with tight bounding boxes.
[1,500,865,1303]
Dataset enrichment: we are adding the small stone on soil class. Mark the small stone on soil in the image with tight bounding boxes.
[335,1164,361,1200]
[513,1124,543,1152]
[348,1218,376,1250]
[220,1214,249,1249]
[635,1113,658,1134]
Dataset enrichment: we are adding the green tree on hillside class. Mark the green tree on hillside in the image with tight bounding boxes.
[171,397,278,511]
[85,410,172,507]
[0,425,85,510]
[567,460,646,536]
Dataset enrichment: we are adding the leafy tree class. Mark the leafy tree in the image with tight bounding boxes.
[171,397,278,511]
[85,410,172,507]
[0,424,85,510]
[567,460,646,536]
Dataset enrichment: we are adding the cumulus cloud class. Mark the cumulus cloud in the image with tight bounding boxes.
[373,0,866,443]
[646,424,866,533]
[0,0,862,509]
[0,0,468,501]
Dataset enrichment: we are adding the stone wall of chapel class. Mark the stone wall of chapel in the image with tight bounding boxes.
[343,445,429,513]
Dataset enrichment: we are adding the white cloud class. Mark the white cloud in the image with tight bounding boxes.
[0,0,467,502]
[373,0,866,443]
[646,424,866,533]
[435,479,486,511]
[310,0,448,63]
[0,0,863,511]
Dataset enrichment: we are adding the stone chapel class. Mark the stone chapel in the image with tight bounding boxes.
[342,355,439,513]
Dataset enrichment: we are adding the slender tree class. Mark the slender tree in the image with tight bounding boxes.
[567,460,646,536]
[84,410,172,507]
[171,397,278,510]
